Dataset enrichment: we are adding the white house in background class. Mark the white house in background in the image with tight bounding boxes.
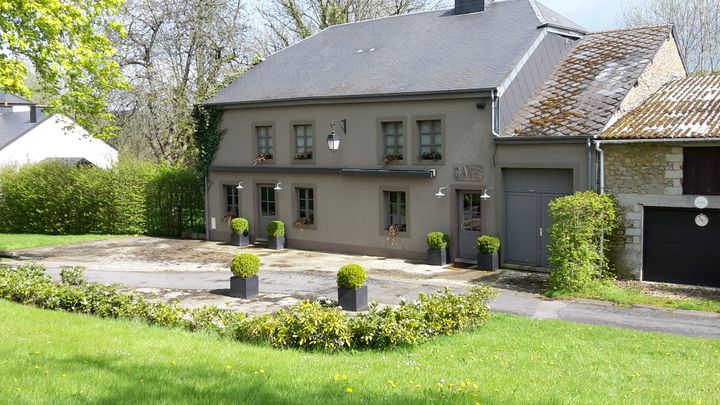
[0,92,118,168]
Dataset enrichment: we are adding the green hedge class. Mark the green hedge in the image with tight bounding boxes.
[0,263,496,352]
[547,191,620,293]
[0,160,204,236]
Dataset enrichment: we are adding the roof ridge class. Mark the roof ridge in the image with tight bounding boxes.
[527,0,545,25]
[588,23,672,35]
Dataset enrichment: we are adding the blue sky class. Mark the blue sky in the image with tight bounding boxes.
[538,0,627,31]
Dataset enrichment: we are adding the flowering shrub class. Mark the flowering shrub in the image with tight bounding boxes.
[0,263,496,352]
[60,266,87,286]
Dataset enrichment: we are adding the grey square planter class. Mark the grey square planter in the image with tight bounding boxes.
[338,286,368,311]
[267,235,285,250]
[427,248,448,266]
[477,252,499,271]
[230,232,249,246]
[230,275,259,299]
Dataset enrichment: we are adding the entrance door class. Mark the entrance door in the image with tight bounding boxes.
[257,185,277,241]
[504,169,573,268]
[458,191,483,260]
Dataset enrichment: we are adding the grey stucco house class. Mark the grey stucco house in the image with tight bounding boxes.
[203,0,692,276]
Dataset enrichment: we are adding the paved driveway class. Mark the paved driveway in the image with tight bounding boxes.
[7,236,720,338]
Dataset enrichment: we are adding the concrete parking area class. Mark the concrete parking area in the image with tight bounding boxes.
[5,236,720,338]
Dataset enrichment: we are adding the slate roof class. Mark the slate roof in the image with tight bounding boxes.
[41,157,95,166]
[504,25,675,137]
[0,92,33,106]
[207,0,584,106]
[0,108,49,151]
[601,75,720,139]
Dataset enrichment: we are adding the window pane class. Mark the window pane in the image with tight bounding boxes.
[420,134,431,146]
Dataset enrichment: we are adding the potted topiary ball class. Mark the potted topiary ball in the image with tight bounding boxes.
[426,232,449,265]
[336,263,368,311]
[229,253,260,298]
[230,218,250,246]
[476,235,501,271]
[266,220,285,250]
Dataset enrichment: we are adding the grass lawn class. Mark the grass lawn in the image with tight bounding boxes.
[1,300,718,404]
[0,234,122,252]
[553,280,720,314]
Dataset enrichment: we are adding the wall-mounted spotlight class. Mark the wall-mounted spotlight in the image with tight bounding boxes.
[274,182,282,191]
[236,181,244,190]
[481,188,491,200]
[435,187,448,198]
[326,119,347,153]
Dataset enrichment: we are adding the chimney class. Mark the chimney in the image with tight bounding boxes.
[455,0,485,14]
[30,106,37,123]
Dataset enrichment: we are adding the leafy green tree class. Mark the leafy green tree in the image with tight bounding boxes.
[0,0,129,139]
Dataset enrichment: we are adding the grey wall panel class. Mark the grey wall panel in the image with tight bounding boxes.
[503,168,573,193]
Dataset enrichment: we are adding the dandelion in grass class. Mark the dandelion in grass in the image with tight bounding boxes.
[225,365,232,370]
[342,374,348,381]
[333,373,339,382]
[346,387,353,394]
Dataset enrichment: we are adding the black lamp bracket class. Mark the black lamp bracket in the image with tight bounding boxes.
[330,119,347,134]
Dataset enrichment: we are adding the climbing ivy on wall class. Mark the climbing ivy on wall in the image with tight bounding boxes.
[192,105,225,179]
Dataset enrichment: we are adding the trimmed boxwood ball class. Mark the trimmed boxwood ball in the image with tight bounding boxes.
[426,232,449,250]
[230,217,249,235]
[230,253,261,278]
[477,235,501,254]
[337,264,367,289]
[267,220,285,237]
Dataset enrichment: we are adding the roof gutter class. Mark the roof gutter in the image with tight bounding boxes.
[493,135,591,144]
[205,89,494,109]
[598,137,720,144]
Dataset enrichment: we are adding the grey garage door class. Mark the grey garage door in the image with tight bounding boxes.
[504,168,573,268]
[644,207,720,287]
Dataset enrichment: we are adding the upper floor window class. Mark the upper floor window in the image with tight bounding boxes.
[256,126,273,160]
[296,187,315,226]
[683,147,720,195]
[293,124,313,160]
[418,120,442,161]
[383,121,404,163]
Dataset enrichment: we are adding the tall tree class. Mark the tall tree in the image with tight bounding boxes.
[254,0,449,55]
[112,0,250,164]
[0,0,128,139]
[620,0,720,74]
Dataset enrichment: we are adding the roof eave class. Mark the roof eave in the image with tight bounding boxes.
[205,89,495,109]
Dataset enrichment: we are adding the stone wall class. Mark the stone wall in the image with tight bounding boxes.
[604,143,720,279]
[604,143,682,195]
[605,144,683,278]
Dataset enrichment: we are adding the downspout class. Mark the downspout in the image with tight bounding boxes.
[595,140,604,194]
[587,138,592,190]
[594,139,605,276]
[490,89,500,137]
[204,175,210,241]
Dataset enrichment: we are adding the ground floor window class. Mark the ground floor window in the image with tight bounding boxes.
[223,184,239,221]
[384,191,407,232]
[296,187,315,225]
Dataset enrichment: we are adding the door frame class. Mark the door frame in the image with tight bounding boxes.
[253,180,279,242]
[451,185,488,263]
